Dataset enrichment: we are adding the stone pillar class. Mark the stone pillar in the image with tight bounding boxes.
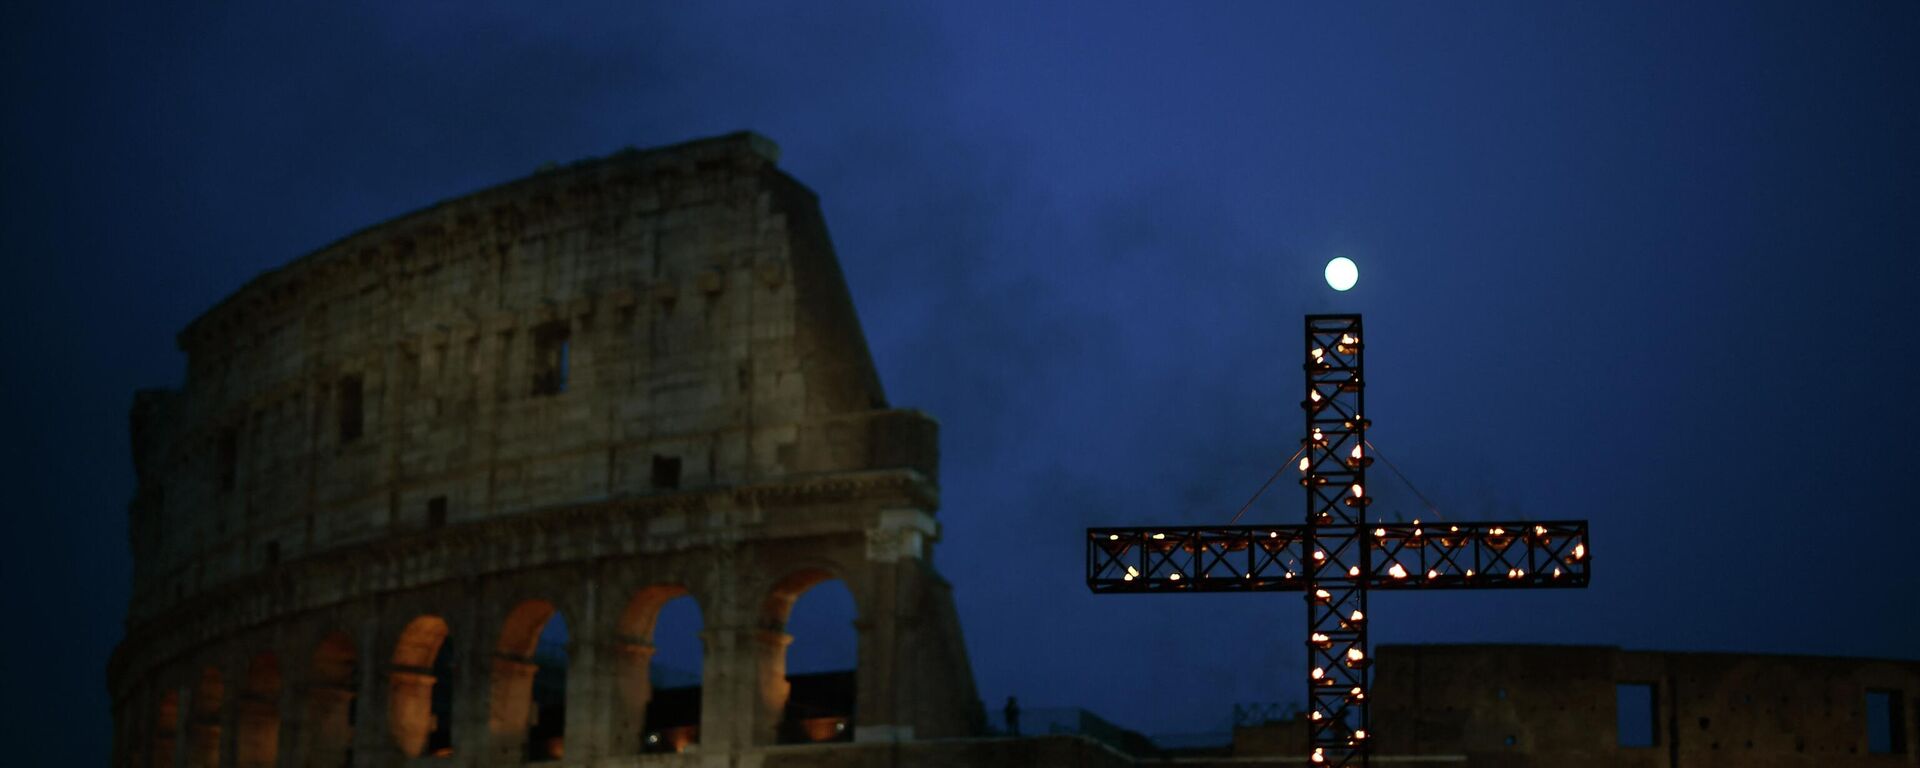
[222,662,246,768]
[559,579,614,761]
[696,626,746,751]
[271,675,301,768]
[698,624,791,750]
[752,629,794,745]
[450,596,488,764]
[191,688,224,768]
[484,657,538,763]
[606,639,654,756]
[350,623,391,766]
[385,671,435,759]
[298,684,355,768]
[851,509,941,743]
[852,561,908,744]
[171,683,192,768]
[235,692,279,768]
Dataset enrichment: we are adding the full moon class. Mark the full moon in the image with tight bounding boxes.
[1325,257,1359,291]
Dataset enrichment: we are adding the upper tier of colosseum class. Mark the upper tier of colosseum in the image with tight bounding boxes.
[124,132,937,626]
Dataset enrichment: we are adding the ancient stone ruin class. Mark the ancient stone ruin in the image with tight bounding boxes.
[111,132,981,767]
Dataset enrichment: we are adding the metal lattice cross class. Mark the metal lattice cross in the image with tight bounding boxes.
[1085,314,1592,767]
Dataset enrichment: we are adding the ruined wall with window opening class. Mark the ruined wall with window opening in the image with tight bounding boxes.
[1363,644,1920,768]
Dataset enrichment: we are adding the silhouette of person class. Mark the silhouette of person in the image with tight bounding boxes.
[1004,695,1021,736]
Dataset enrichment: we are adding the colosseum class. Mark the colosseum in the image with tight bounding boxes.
[109,132,991,768]
[110,132,1917,768]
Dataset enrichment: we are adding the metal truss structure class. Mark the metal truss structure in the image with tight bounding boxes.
[1083,314,1593,768]
[1086,521,1591,593]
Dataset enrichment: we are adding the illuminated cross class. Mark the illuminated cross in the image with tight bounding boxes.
[1085,314,1592,767]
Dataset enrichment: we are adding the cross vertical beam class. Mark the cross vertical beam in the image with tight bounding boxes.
[1303,314,1370,766]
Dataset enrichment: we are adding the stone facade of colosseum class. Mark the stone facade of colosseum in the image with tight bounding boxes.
[110,132,983,768]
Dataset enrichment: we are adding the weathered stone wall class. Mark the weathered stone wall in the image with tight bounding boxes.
[1370,644,1920,767]
[123,132,914,621]
[110,133,980,768]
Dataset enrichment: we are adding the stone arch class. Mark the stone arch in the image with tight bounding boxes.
[487,599,570,762]
[388,615,453,758]
[188,667,224,767]
[235,653,280,767]
[153,689,181,768]
[616,584,703,754]
[761,568,861,743]
[495,599,558,658]
[619,585,691,641]
[759,567,848,630]
[305,631,357,768]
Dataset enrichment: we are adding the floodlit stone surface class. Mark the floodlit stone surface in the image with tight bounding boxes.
[110,133,982,767]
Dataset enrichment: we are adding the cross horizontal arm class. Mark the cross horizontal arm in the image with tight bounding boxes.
[1086,521,1590,593]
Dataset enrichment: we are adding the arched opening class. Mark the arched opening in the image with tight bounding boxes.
[235,653,280,767]
[618,586,704,754]
[389,616,454,758]
[529,613,568,761]
[153,690,180,768]
[189,667,224,767]
[307,632,357,768]
[489,600,569,762]
[765,572,858,744]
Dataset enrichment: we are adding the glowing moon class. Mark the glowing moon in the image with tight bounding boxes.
[1325,257,1359,291]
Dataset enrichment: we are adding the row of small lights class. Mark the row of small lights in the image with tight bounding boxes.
[1106,532,1585,582]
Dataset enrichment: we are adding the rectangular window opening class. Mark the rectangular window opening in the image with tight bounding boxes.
[652,455,682,490]
[1867,689,1906,754]
[219,428,239,491]
[264,541,279,566]
[1617,682,1658,748]
[532,323,571,396]
[339,375,364,443]
[427,496,448,529]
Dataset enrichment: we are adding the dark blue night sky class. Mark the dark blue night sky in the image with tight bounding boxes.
[4,3,1917,763]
